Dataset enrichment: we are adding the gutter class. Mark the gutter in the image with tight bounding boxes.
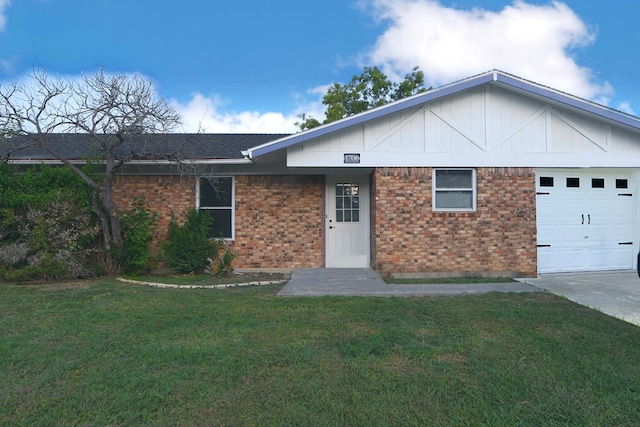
[7,158,254,166]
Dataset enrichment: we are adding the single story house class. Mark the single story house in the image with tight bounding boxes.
[5,70,640,277]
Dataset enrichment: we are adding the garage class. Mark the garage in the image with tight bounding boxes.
[536,169,635,273]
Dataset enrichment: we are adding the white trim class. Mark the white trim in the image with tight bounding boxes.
[287,151,640,168]
[196,176,235,240]
[432,168,477,212]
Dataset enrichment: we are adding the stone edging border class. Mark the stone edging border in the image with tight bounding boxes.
[116,277,287,289]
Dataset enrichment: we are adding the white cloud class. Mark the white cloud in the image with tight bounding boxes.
[3,68,325,134]
[0,57,15,74]
[363,0,614,103]
[171,91,326,134]
[0,0,10,31]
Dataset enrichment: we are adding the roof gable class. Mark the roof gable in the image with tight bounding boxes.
[244,70,640,160]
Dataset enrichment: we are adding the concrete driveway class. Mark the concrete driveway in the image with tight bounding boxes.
[519,270,640,326]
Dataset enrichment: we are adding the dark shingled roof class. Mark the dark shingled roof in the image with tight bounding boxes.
[1,133,289,161]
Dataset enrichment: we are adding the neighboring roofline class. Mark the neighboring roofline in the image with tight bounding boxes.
[244,70,640,159]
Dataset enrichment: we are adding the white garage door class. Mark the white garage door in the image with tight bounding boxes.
[536,169,635,273]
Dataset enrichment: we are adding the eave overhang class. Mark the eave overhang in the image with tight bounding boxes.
[6,158,254,166]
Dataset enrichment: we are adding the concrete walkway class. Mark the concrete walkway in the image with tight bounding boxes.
[277,268,539,297]
[518,270,640,326]
[278,268,640,326]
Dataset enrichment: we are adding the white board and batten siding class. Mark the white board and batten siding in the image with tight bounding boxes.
[287,86,640,168]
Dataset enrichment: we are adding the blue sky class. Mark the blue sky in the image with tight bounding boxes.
[1,0,639,133]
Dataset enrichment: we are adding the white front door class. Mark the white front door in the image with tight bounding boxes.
[326,175,370,268]
[536,169,635,273]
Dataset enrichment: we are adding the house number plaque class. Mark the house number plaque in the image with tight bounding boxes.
[343,153,361,164]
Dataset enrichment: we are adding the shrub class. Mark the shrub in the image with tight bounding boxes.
[211,241,238,276]
[4,257,69,282]
[119,197,158,274]
[0,195,99,281]
[0,165,99,281]
[163,209,221,274]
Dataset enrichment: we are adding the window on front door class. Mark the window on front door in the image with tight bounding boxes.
[433,169,476,211]
[336,183,360,222]
[198,177,234,239]
[335,183,360,222]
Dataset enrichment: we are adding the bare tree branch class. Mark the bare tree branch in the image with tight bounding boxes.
[0,68,184,274]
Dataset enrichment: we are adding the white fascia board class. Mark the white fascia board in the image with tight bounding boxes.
[494,73,640,131]
[287,151,640,168]
[7,160,86,166]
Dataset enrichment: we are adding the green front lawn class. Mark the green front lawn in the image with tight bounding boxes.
[1,280,639,426]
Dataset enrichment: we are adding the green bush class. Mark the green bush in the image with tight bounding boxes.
[4,257,68,282]
[163,210,220,274]
[119,197,158,275]
[0,165,99,281]
[212,241,238,276]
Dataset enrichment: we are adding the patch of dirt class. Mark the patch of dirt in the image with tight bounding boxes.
[2,279,99,290]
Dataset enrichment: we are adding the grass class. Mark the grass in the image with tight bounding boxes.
[1,280,640,426]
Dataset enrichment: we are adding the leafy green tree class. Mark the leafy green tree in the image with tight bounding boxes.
[296,66,429,131]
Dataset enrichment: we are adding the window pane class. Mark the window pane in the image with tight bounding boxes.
[566,177,580,188]
[539,177,554,187]
[200,177,232,207]
[352,210,359,222]
[616,179,628,189]
[344,210,352,222]
[435,191,473,209]
[435,170,472,189]
[205,209,232,238]
[336,211,343,222]
[591,178,605,188]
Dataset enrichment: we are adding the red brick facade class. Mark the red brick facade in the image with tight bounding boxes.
[111,175,195,247]
[112,174,325,270]
[371,167,537,278]
[111,169,537,276]
[233,175,325,269]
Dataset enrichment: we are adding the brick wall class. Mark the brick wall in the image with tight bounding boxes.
[372,167,537,278]
[112,174,325,270]
[233,175,325,269]
[111,175,195,247]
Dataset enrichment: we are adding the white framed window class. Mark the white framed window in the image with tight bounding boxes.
[433,169,476,211]
[197,176,234,239]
